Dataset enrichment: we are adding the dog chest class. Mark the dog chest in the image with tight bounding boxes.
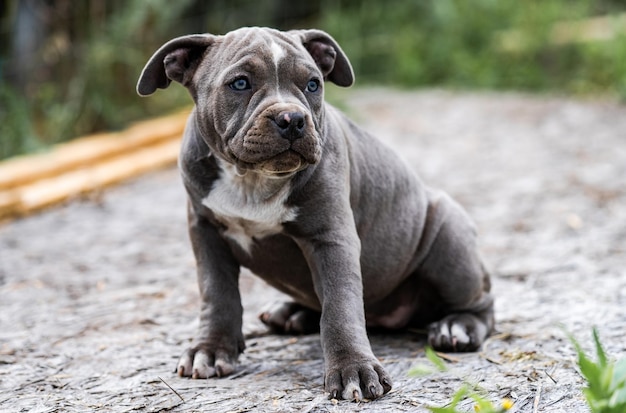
[201,164,297,254]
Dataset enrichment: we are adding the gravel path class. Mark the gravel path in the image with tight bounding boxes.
[1,89,625,412]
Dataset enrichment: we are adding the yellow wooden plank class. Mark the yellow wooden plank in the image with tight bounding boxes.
[0,139,181,220]
[0,109,189,190]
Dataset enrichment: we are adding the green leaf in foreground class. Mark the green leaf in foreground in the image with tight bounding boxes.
[568,328,626,413]
[410,348,513,412]
[408,346,448,377]
[426,386,513,413]
[426,347,449,372]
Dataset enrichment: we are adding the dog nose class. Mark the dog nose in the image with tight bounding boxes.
[275,111,306,141]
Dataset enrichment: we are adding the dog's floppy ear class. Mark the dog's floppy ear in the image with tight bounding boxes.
[291,29,354,87]
[137,34,216,96]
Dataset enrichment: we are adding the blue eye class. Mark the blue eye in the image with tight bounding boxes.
[230,78,250,91]
[306,79,320,93]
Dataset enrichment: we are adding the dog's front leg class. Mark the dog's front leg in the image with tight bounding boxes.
[293,227,393,401]
[176,201,245,379]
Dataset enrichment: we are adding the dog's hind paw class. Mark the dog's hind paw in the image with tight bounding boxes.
[427,313,489,352]
[259,301,320,334]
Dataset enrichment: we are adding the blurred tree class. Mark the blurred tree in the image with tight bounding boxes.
[0,0,322,159]
[1,0,625,160]
[6,0,47,93]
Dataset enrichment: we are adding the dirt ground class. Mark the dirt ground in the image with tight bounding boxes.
[1,89,625,412]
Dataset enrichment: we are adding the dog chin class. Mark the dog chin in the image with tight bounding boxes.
[259,163,303,177]
[231,150,312,178]
[257,151,309,177]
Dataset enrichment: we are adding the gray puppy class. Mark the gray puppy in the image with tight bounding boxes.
[137,27,494,401]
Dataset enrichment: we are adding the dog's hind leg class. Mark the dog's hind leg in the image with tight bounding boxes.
[418,198,495,352]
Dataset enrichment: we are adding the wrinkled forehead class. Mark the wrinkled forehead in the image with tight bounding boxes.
[217,27,318,74]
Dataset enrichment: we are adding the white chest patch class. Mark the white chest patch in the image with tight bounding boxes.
[201,162,297,254]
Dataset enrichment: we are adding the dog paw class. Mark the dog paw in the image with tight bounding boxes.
[325,359,392,401]
[259,301,320,334]
[428,313,489,352]
[176,343,239,379]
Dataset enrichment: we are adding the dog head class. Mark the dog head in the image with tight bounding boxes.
[137,27,354,176]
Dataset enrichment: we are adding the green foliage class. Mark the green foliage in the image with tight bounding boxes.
[427,386,513,413]
[568,328,626,413]
[427,386,472,413]
[1,0,193,160]
[414,330,626,412]
[409,347,513,412]
[408,346,448,376]
[70,0,194,133]
[320,0,626,97]
[2,0,626,160]
[0,82,38,159]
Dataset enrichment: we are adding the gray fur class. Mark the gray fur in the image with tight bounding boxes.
[137,27,494,401]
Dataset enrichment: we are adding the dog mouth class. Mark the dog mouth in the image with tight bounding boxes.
[258,150,307,176]
[227,105,322,174]
[229,133,320,176]
[230,149,309,177]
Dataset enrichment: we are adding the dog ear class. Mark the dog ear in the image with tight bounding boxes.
[291,29,354,87]
[136,34,215,96]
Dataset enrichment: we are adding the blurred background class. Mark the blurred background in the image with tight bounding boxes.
[1,0,626,161]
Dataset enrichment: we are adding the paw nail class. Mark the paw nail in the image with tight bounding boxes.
[177,366,185,377]
[353,389,361,401]
[382,378,392,391]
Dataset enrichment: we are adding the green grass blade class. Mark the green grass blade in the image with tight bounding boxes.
[425,346,448,372]
[593,328,608,368]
